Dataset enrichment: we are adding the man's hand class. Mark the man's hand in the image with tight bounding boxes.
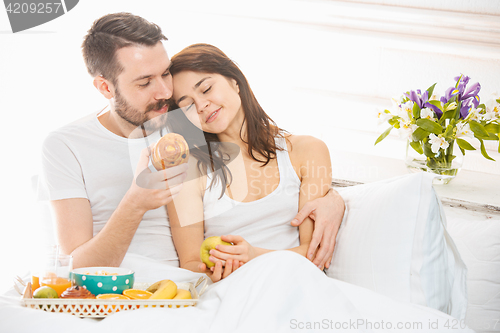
[127,147,188,213]
[291,189,345,269]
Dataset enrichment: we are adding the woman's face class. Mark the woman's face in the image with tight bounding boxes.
[172,71,243,136]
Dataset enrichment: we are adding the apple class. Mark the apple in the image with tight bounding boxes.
[200,236,232,268]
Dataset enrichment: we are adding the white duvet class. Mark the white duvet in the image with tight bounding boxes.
[0,251,474,333]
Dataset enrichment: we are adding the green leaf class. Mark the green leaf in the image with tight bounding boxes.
[485,123,500,134]
[388,116,399,126]
[478,138,496,161]
[426,83,437,98]
[440,110,455,122]
[484,133,499,141]
[456,138,476,151]
[412,102,421,119]
[410,140,423,154]
[496,98,500,104]
[470,120,491,139]
[416,118,443,134]
[374,127,393,145]
[427,100,443,112]
[443,124,454,138]
[412,127,430,141]
[459,146,465,156]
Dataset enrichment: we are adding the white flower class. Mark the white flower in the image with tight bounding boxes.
[420,107,436,121]
[391,95,406,107]
[429,133,449,153]
[398,120,418,139]
[398,101,413,122]
[376,108,392,124]
[483,97,500,121]
[456,122,474,138]
[465,107,482,121]
[481,108,498,121]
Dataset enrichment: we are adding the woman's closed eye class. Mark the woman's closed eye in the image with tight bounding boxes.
[183,103,195,113]
[203,86,212,94]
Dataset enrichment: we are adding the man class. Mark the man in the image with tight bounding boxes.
[39,12,344,272]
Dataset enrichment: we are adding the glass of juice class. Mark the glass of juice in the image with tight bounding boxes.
[31,245,59,293]
[39,253,73,297]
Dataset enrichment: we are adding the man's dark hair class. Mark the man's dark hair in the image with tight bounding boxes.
[82,12,167,84]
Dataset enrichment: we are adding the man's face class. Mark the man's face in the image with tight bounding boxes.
[112,42,172,132]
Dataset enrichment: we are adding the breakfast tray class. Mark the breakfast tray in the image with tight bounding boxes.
[22,277,208,318]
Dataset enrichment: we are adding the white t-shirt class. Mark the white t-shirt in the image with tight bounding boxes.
[38,110,179,266]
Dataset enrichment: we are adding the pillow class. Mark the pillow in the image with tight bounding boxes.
[325,172,468,320]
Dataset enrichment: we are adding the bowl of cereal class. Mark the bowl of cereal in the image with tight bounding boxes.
[71,267,135,296]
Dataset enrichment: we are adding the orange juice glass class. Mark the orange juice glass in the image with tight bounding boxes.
[41,276,72,297]
[31,275,40,292]
[36,253,73,296]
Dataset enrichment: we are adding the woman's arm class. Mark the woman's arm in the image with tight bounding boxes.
[211,135,332,264]
[167,157,241,282]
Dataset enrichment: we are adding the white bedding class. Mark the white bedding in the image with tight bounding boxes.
[1,251,474,333]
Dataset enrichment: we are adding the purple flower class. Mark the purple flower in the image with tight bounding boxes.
[406,89,443,119]
[441,74,481,119]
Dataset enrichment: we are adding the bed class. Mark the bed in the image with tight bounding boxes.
[1,172,496,332]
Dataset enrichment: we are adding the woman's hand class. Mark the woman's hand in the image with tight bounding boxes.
[198,258,242,283]
[209,235,258,265]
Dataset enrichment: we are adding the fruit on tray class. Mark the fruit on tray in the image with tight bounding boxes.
[173,289,191,300]
[33,286,58,299]
[146,279,170,293]
[200,236,232,268]
[123,289,153,300]
[149,280,177,299]
[96,294,130,300]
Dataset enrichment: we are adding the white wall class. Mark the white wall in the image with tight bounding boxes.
[1,0,499,293]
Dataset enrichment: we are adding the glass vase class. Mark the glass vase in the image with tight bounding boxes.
[405,139,464,185]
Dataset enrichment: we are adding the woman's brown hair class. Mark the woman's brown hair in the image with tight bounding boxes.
[168,44,289,197]
[169,43,286,166]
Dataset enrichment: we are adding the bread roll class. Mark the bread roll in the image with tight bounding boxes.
[151,133,189,170]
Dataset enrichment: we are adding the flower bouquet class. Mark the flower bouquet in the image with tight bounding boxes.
[375,74,500,184]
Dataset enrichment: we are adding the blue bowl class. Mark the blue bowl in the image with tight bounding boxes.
[71,267,134,296]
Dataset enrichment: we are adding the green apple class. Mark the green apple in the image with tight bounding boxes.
[200,236,232,268]
[33,286,58,299]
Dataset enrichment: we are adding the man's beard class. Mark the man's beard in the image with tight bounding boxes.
[114,88,169,133]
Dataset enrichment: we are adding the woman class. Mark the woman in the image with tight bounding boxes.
[166,43,332,282]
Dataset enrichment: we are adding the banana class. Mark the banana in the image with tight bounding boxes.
[146,279,171,293]
[173,289,191,300]
[149,280,177,299]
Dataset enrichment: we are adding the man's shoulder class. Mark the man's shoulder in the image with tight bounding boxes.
[42,110,102,147]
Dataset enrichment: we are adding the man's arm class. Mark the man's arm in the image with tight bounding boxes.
[291,186,345,270]
[52,147,187,268]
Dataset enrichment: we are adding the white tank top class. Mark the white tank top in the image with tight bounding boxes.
[203,137,301,250]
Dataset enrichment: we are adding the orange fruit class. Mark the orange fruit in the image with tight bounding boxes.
[96,294,130,313]
[123,289,153,300]
[96,294,130,300]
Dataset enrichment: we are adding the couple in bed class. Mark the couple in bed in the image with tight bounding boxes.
[38,13,473,331]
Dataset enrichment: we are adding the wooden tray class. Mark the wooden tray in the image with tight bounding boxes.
[22,277,208,318]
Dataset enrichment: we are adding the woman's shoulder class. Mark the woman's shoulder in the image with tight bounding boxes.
[285,134,329,155]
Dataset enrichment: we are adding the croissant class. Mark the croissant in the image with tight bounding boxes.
[151,133,189,170]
